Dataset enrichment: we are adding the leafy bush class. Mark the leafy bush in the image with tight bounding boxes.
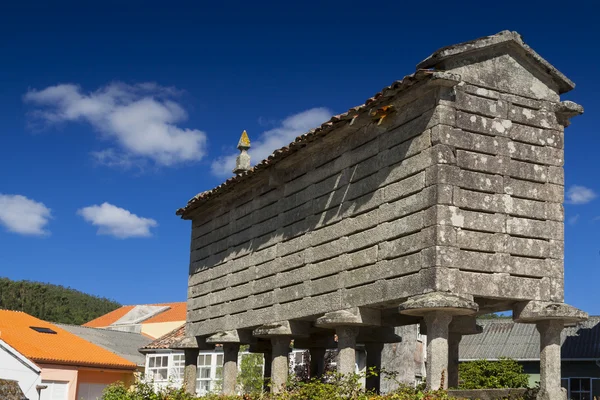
[101,372,454,400]
[458,358,529,389]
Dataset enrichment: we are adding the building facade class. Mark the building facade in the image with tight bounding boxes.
[176,30,587,399]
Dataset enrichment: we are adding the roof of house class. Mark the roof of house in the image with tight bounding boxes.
[83,306,135,328]
[0,310,136,370]
[140,325,185,351]
[56,324,152,366]
[83,302,186,328]
[0,379,27,400]
[460,317,600,361]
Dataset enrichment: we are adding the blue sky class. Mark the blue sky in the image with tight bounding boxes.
[0,1,598,314]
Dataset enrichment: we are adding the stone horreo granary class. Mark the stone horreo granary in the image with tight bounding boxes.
[175,31,587,399]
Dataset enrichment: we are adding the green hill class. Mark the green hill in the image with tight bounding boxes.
[0,277,121,325]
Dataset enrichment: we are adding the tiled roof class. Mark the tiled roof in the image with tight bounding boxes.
[141,325,185,350]
[144,302,186,324]
[460,317,600,361]
[176,69,449,218]
[84,302,186,327]
[56,323,152,366]
[84,306,135,328]
[0,310,136,369]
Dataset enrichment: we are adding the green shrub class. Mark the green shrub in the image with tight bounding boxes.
[458,358,529,389]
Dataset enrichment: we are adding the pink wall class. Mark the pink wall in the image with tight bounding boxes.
[39,364,78,400]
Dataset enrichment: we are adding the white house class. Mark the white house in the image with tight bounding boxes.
[0,338,42,400]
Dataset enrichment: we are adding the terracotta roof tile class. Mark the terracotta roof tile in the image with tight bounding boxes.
[84,302,186,327]
[176,70,449,218]
[143,302,186,324]
[84,306,135,328]
[141,325,185,350]
[0,310,136,369]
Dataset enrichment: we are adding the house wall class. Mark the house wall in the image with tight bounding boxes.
[0,343,41,400]
[40,365,78,400]
[141,322,185,339]
[76,369,134,400]
[381,324,425,392]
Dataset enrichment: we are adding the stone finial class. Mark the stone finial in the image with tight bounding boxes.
[233,130,251,175]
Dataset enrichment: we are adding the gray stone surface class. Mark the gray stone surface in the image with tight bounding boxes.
[177,30,587,394]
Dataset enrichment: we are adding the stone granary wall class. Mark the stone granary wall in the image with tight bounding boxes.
[176,31,587,398]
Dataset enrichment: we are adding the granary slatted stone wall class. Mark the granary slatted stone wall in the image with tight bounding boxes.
[429,82,566,303]
[179,30,580,338]
[185,80,459,336]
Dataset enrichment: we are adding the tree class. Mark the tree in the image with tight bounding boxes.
[459,358,529,389]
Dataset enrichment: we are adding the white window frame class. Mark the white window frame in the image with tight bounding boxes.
[196,352,224,395]
[145,351,224,395]
[416,323,423,342]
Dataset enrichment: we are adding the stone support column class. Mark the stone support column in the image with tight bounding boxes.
[365,342,384,393]
[537,320,565,400]
[309,347,326,379]
[424,311,453,390]
[512,301,589,400]
[448,333,462,388]
[336,326,360,376]
[263,349,272,391]
[183,348,200,396]
[271,337,291,393]
[222,343,240,395]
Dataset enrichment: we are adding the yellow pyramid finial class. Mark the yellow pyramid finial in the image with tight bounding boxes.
[238,130,251,149]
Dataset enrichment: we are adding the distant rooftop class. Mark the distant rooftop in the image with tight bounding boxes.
[84,302,186,328]
[460,317,600,361]
[57,323,152,366]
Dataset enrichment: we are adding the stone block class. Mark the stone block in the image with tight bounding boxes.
[455,90,508,118]
[508,105,560,130]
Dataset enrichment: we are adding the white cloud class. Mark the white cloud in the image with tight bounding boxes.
[566,185,597,205]
[211,107,332,177]
[24,82,207,167]
[0,194,51,236]
[77,202,157,238]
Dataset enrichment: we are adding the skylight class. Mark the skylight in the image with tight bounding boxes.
[30,326,57,334]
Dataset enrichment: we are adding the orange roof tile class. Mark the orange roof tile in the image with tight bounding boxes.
[84,305,135,328]
[143,302,186,324]
[83,302,186,327]
[0,310,136,370]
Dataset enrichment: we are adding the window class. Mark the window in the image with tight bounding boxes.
[145,351,225,395]
[148,355,169,381]
[563,378,600,400]
[171,354,185,381]
[31,326,57,334]
[196,352,224,395]
[569,378,592,400]
[416,323,423,342]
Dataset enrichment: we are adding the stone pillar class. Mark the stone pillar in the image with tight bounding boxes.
[309,347,326,379]
[336,326,360,376]
[537,320,565,400]
[424,311,453,390]
[183,348,199,395]
[365,342,383,393]
[271,337,290,393]
[222,343,240,395]
[448,333,462,388]
[262,349,272,391]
